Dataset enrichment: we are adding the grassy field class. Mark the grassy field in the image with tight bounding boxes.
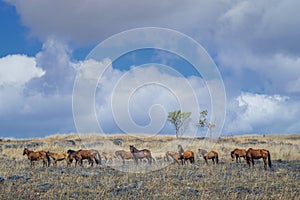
[0,133,299,199]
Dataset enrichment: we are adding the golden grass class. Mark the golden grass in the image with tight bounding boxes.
[0,133,299,199]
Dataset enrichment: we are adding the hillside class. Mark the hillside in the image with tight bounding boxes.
[0,133,299,199]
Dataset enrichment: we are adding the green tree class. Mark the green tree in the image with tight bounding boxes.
[168,110,191,139]
[198,110,216,138]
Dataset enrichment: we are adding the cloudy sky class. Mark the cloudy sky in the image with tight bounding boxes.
[0,0,299,138]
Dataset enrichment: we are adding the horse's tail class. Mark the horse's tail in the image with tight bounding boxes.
[46,151,51,167]
[94,150,102,165]
[216,153,219,164]
[191,151,195,164]
[267,151,272,168]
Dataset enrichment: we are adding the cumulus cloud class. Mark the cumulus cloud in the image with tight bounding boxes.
[74,60,214,136]
[0,54,44,86]
[226,92,300,134]
[0,39,76,138]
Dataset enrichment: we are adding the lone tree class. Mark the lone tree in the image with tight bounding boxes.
[198,110,215,138]
[168,110,191,139]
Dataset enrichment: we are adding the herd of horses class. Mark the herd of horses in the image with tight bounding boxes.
[22,145,272,170]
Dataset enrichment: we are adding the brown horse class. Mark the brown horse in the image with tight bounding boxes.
[231,148,246,163]
[67,149,79,166]
[47,151,70,167]
[129,145,155,165]
[102,152,116,163]
[165,151,180,164]
[203,150,219,165]
[23,148,50,167]
[67,149,101,167]
[178,145,195,165]
[246,148,272,170]
[115,150,133,164]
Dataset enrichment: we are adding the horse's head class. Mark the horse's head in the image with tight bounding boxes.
[178,145,184,154]
[129,145,135,153]
[67,149,75,155]
[230,151,235,161]
[23,148,28,155]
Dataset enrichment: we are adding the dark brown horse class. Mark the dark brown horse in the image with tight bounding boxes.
[246,148,272,170]
[129,145,155,165]
[165,151,180,164]
[115,150,133,164]
[67,149,79,166]
[203,150,219,165]
[47,151,70,167]
[67,149,101,167]
[178,145,195,165]
[231,148,246,163]
[23,148,50,167]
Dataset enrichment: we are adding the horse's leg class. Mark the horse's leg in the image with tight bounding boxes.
[212,158,215,164]
[147,156,151,165]
[236,155,239,163]
[263,157,267,170]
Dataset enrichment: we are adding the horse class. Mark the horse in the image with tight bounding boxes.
[47,151,70,167]
[129,145,155,165]
[115,150,133,164]
[231,148,246,163]
[23,148,50,167]
[67,149,101,167]
[178,144,195,165]
[165,151,180,164]
[67,149,79,166]
[197,149,208,158]
[203,150,219,165]
[102,152,116,163]
[246,148,272,170]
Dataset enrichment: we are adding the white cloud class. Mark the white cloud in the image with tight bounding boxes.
[0,54,44,86]
[0,39,76,137]
[226,92,300,134]
[92,63,213,135]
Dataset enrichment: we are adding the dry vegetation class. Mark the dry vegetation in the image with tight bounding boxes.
[0,133,299,199]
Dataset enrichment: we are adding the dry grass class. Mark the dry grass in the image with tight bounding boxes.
[0,133,299,199]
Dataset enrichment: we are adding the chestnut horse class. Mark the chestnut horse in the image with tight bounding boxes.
[67,149,101,167]
[178,145,195,165]
[165,151,180,164]
[203,150,219,165]
[23,148,50,167]
[115,150,133,164]
[129,145,155,165]
[47,151,70,167]
[231,148,246,163]
[246,148,272,170]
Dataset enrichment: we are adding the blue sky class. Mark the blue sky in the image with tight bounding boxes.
[0,0,300,138]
